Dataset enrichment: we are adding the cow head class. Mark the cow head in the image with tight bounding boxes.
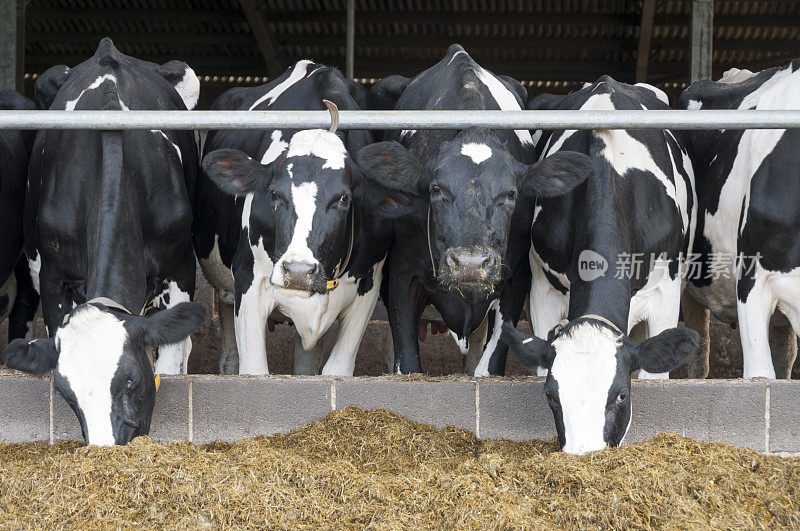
[357,128,592,292]
[501,318,698,455]
[2,302,205,445]
[204,129,358,294]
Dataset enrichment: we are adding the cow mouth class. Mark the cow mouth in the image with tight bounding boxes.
[436,246,503,293]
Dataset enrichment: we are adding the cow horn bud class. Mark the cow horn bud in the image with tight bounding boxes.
[323,99,339,134]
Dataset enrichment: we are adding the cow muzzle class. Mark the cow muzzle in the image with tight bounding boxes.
[441,247,501,285]
[281,261,319,291]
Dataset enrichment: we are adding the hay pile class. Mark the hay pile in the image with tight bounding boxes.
[1,407,798,529]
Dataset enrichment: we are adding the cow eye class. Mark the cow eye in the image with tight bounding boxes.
[270,190,279,202]
[616,392,627,403]
[339,194,349,204]
[506,191,517,201]
[430,184,441,197]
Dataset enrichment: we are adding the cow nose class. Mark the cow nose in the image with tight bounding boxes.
[444,248,498,282]
[283,261,318,289]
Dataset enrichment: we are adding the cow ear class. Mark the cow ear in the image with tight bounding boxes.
[521,151,593,199]
[632,327,699,373]
[500,322,555,370]
[355,141,429,220]
[133,302,206,347]
[3,338,59,375]
[34,65,70,110]
[155,60,200,110]
[203,149,274,197]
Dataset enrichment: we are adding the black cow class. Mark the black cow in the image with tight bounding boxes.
[357,44,592,375]
[0,90,39,342]
[679,63,800,379]
[500,78,699,455]
[2,38,205,445]
[196,60,389,375]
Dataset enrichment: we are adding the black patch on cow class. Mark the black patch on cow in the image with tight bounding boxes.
[357,267,374,296]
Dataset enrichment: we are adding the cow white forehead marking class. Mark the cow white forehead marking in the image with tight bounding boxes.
[287,129,347,170]
[270,173,319,285]
[248,60,315,110]
[471,66,534,146]
[460,143,492,164]
[261,130,289,164]
[55,305,128,446]
[551,322,620,455]
[686,99,703,110]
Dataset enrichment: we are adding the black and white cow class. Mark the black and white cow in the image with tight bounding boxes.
[502,77,700,455]
[2,38,206,445]
[679,62,800,379]
[357,44,592,375]
[0,90,39,341]
[196,60,389,375]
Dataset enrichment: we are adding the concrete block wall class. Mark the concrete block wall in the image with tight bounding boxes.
[1,374,797,455]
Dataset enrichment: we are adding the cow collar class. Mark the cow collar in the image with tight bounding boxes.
[84,296,161,391]
[548,314,624,339]
[327,205,355,291]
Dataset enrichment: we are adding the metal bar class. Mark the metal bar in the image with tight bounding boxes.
[2,110,800,130]
[346,0,355,79]
[691,0,714,82]
[0,0,17,91]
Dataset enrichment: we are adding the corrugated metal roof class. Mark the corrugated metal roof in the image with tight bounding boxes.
[24,0,800,87]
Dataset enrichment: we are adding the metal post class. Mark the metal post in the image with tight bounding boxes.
[691,0,713,82]
[0,0,17,92]
[346,0,355,79]
[15,0,24,93]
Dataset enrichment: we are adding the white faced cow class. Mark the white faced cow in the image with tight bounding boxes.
[196,60,388,376]
[502,77,700,455]
[679,62,800,379]
[2,38,206,445]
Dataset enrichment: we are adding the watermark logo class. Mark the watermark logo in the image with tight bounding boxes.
[578,249,608,281]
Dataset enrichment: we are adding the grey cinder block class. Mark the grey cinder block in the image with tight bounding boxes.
[477,379,555,441]
[191,377,331,444]
[769,381,800,454]
[148,377,191,442]
[52,390,83,442]
[335,379,476,431]
[0,376,50,443]
[626,380,767,451]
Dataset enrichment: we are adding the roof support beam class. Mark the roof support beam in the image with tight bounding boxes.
[239,0,283,78]
[635,0,656,82]
[346,0,355,79]
[691,0,714,82]
[0,0,24,92]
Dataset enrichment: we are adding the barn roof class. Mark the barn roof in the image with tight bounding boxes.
[24,0,800,92]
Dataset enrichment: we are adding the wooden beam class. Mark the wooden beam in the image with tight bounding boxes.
[691,0,714,82]
[238,0,283,78]
[635,0,656,82]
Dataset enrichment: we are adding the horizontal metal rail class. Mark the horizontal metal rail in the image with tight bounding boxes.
[0,109,799,130]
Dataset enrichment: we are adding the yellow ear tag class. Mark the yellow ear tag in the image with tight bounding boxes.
[154,374,161,391]
[326,280,339,291]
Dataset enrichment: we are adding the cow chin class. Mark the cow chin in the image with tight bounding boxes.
[436,270,502,295]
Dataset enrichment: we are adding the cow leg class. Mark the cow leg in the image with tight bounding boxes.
[737,275,777,379]
[386,276,425,374]
[635,276,682,380]
[154,281,194,375]
[465,315,489,375]
[681,289,710,378]
[528,257,568,376]
[769,323,796,379]
[217,295,239,375]
[293,332,324,375]
[235,282,272,374]
[323,264,383,376]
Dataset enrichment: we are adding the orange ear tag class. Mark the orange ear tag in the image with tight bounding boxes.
[154,374,161,391]
[326,280,339,291]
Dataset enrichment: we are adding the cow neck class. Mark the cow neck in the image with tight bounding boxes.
[567,165,632,333]
[427,203,438,277]
[85,129,147,314]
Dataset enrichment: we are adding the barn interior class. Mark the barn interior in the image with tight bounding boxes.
[3,0,800,106]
